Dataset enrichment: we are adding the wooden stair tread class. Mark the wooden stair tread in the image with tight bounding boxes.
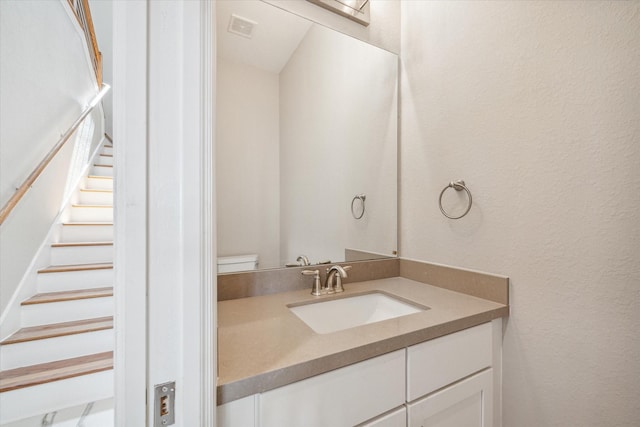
[1,317,113,345]
[51,241,113,247]
[71,204,113,208]
[80,188,113,193]
[22,287,113,306]
[62,221,113,226]
[93,164,113,168]
[38,263,113,274]
[87,175,113,180]
[99,154,113,157]
[0,351,113,393]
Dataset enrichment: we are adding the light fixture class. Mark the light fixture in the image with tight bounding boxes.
[306,0,371,26]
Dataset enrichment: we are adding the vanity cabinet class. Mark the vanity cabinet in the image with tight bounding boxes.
[260,349,405,427]
[407,369,492,427]
[406,322,494,427]
[217,320,501,427]
[407,321,493,400]
[359,406,407,427]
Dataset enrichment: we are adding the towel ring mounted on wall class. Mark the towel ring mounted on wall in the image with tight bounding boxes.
[351,194,366,219]
[439,180,472,220]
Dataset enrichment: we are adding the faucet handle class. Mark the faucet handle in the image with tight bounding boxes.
[301,269,322,296]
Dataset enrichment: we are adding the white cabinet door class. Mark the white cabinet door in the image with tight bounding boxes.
[260,350,406,427]
[359,406,407,427]
[217,395,256,427]
[407,369,493,427]
[407,322,492,401]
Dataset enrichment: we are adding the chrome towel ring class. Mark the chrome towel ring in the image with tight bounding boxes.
[439,180,472,220]
[351,194,366,219]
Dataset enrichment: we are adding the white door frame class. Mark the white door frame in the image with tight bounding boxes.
[112,1,216,425]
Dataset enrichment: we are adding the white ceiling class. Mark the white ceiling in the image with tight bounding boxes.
[217,1,313,74]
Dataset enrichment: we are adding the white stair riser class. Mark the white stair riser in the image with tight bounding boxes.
[0,329,113,371]
[85,177,113,190]
[79,190,113,205]
[37,269,113,293]
[51,245,114,265]
[102,146,113,155]
[97,155,114,166]
[69,206,113,222]
[61,225,113,243]
[0,370,113,424]
[21,297,113,328]
[91,165,113,177]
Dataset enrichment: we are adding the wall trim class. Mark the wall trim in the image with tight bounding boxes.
[199,0,216,423]
[113,1,148,424]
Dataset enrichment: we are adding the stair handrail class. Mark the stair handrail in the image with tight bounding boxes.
[68,0,102,86]
[0,84,110,226]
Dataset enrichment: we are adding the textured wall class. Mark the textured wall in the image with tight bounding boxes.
[400,1,640,426]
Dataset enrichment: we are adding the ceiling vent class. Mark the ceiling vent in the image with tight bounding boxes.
[228,14,257,39]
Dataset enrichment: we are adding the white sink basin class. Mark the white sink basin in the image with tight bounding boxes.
[288,292,427,334]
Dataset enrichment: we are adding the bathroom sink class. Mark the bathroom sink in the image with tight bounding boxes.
[288,292,428,334]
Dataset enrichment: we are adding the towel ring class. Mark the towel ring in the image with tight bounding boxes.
[351,194,366,219]
[439,180,472,220]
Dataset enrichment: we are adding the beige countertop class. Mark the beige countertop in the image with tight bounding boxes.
[217,276,508,405]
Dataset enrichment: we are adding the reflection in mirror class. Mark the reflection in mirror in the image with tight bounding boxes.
[216,0,397,272]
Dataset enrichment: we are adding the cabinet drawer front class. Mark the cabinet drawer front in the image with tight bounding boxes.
[217,395,256,427]
[358,406,407,427]
[407,322,492,401]
[407,368,493,427]
[260,349,406,427]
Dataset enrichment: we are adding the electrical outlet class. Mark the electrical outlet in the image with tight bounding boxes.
[154,381,176,426]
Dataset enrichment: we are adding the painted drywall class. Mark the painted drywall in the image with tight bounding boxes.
[0,0,98,206]
[88,0,113,136]
[263,0,400,54]
[279,24,397,266]
[0,0,104,315]
[216,60,281,269]
[400,1,640,426]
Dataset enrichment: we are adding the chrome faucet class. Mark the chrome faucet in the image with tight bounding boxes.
[324,265,352,294]
[297,255,311,266]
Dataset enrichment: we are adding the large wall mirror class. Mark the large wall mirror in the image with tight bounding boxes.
[216,0,397,272]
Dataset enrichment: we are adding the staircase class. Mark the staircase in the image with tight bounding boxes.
[0,142,114,425]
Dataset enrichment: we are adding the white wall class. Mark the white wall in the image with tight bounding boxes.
[0,0,103,315]
[400,2,640,426]
[279,24,397,266]
[0,0,98,206]
[89,0,113,136]
[216,60,280,269]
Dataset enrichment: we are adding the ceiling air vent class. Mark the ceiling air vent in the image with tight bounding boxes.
[228,14,257,39]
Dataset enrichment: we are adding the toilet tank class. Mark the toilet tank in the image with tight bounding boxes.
[217,254,259,273]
